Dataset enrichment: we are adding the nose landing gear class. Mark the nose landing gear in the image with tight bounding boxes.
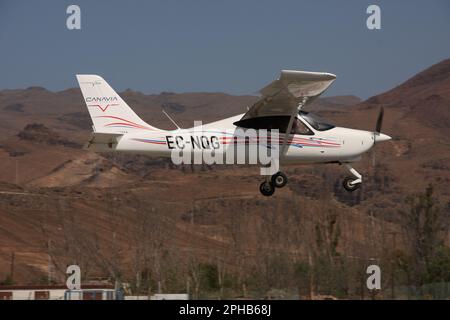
[259,171,288,196]
[342,164,362,192]
[343,176,361,192]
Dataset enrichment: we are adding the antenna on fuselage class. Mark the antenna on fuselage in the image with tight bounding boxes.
[161,108,181,130]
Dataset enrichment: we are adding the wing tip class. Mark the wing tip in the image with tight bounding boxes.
[280,70,336,80]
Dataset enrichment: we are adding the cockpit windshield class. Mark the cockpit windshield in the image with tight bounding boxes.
[299,111,335,131]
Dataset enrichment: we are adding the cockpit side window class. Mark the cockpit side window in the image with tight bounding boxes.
[299,111,335,131]
[234,116,314,135]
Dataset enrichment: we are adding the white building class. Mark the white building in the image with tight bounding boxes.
[0,285,117,300]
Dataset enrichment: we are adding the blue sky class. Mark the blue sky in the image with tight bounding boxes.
[1,0,449,99]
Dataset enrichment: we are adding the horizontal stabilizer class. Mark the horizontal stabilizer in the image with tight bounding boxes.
[84,132,123,152]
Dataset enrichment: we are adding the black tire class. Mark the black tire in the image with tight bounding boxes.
[343,176,361,192]
[271,172,288,188]
[260,181,275,196]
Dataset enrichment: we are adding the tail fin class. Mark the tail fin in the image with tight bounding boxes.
[76,75,159,133]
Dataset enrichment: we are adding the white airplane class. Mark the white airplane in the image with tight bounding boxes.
[76,71,391,196]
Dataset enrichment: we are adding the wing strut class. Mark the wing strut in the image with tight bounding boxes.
[281,97,308,156]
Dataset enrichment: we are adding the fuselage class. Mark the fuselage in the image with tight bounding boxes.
[95,113,388,165]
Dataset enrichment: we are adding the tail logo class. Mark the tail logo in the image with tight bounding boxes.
[86,97,119,112]
[88,103,119,112]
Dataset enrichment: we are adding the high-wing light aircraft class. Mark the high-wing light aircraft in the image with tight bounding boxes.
[76,71,391,196]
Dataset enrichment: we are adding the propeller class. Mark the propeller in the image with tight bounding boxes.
[370,106,391,167]
[375,106,384,135]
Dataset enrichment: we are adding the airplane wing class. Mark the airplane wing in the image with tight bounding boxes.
[237,70,336,155]
[240,70,336,121]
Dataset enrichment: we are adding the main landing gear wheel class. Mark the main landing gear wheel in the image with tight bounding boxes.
[342,176,361,192]
[271,172,288,188]
[260,181,275,197]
